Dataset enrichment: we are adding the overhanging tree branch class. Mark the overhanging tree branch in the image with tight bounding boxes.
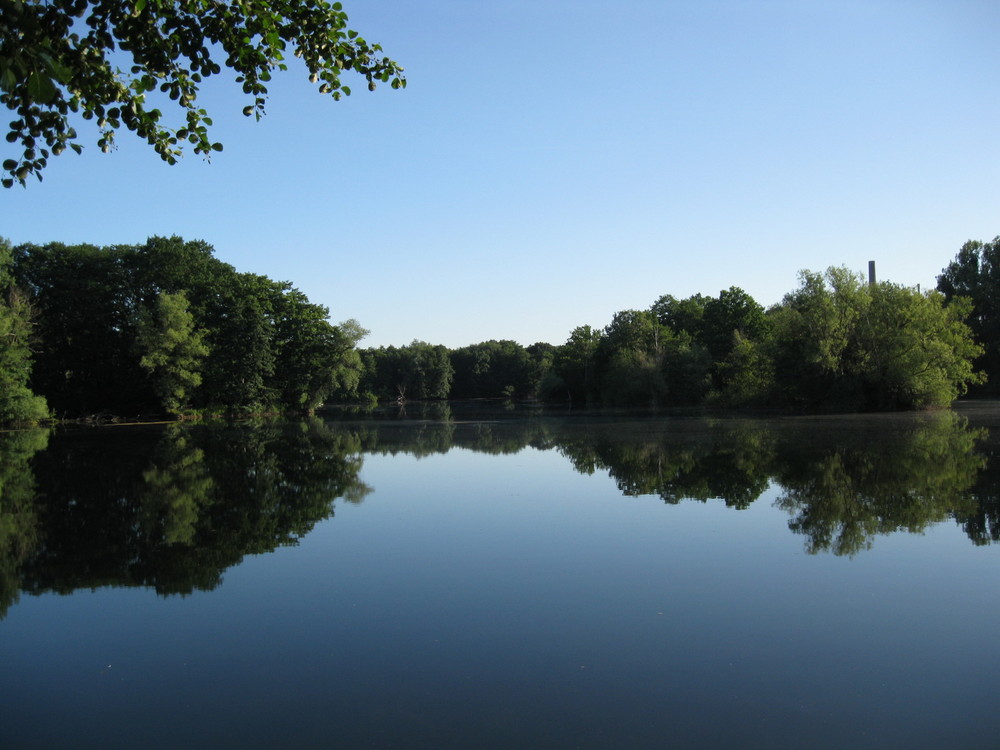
[0,0,405,186]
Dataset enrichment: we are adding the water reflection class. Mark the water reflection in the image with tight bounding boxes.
[556,419,774,509]
[1,407,999,619]
[325,405,993,556]
[0,420,370,617]
[140,426,214,547]
[0,428,49,618]
[772,413,985,555]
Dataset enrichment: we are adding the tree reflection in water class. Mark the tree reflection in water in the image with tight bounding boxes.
[0,427,49,618]
[328,405,996,555]
[0,419,370,612]
[549,410,988,554]
[771,411,985,555]
[2,406,1000,619]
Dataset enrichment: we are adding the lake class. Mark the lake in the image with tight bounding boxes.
[2,402,1000,749]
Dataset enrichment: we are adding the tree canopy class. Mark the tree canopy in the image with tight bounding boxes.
[0,238,48,423]
[937,237,1000,394]
[9,236,365,417]
[2,233,992,422]
[769,268,983,411]
[1,0,405,186]
[348,271,984,413]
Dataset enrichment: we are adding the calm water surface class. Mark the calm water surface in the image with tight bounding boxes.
[2,403,1000,749]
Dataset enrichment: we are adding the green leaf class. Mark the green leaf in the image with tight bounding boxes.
[2,159,17,171]
[26,71,58,104]
[35,52,72,84]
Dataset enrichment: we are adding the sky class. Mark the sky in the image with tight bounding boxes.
[4,0,1000,349]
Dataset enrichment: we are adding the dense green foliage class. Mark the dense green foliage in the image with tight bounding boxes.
[0,235,993,422]
[358,339,554,403]
[7,236,364,418]
[360,341,454,402]
[937,237,1000,395]
[1,0,404,186]
[136,291,208,414]
[0,238,48,423]
[541,325,600,403]
[769,268,983,410]
[355,268,982,413]
[450,340,550,400]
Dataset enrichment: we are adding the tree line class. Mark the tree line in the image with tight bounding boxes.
[0,236,365,421]
[357,261,986,412]
[1,235,997,424]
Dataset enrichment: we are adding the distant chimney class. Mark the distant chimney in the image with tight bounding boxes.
[868,261,876,286]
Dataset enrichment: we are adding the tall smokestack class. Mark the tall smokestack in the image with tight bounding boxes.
[868,261,876,286]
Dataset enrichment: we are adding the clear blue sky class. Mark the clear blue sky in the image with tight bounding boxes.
[5,0,999,348]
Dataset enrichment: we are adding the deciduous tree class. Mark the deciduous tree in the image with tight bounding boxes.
[937,237,1000,394]
[0,238,48,423]
[771,267,983,410]
[549,325,600,403]
[2,0,405,186]
[136,290,208,415]
[11,238,365,417]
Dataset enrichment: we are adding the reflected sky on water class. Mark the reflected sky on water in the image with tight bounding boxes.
[2,405,999,749]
